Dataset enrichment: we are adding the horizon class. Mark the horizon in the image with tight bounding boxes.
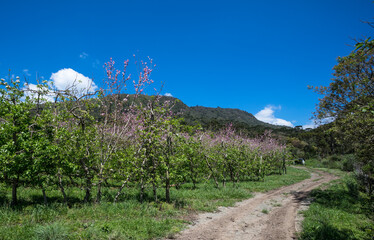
[1,0,373,128]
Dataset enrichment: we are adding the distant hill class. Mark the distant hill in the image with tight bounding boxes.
[186,106,274,127]
[155,96,292,134]
[97,94,293,135]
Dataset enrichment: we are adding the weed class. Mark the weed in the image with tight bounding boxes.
[299,175,374,240]
[33,222,70,240]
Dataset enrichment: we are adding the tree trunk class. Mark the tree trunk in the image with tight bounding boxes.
[96,164,105,203]
[42,188,48,205]
[189,162,197,189]
[205,156,219,188]
[140,176,144,203]
[282,157,287,175]
[152,181,158,202]
[11,178,18,207]
[57,173,68,204]
[84,178,91,203]
[96,183,102,203]
[114,177,129,203]
[165,168,170,203]
[228,163,235,186]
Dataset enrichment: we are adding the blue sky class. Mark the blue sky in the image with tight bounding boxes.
[1,0,373,128]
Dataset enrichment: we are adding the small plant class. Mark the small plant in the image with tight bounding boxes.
[261,208,269,214]
[33,222,69,240]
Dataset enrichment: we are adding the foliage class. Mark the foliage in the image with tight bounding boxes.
[0,57,291,209]
[311,39,374,195]
[299,174,374,240]
[288,123,349,159]
[0,75,53,206]
[305,155,356,172]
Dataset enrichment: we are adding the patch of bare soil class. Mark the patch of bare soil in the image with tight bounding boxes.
[171,168,337,240]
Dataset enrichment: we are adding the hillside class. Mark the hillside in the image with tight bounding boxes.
[97,94,292,134]
[155,96,292,134]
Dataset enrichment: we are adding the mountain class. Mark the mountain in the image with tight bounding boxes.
[156,96,292,134]
[96,94,292,135]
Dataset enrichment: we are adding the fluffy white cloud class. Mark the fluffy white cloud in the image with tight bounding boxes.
[50,68,97,93]
[164,93,173,97]
[255,105,294,127]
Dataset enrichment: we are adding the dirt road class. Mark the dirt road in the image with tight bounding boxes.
[173,168,337,240]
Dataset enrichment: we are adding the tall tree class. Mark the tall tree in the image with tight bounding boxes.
[0,75,35,205]
[312,38,374,194]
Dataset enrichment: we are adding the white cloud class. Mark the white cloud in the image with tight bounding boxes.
[23,69,31,76]
[302,117,334,129]
[255,105,294,127]
[79,52,89,59]
[50,68,97,93]
[302,121,317,129]
[164,93,173,97]
[24,83,55,102]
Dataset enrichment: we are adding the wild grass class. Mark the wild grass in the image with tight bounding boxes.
[0,167,309,240]
[305,154,356,172]
[261,208,269,214]
[299,174,374,240]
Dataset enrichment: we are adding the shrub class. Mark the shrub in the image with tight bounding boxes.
[341,154,355,172]
[33,222,70,240]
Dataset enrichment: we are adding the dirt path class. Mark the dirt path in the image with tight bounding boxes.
[173,168,338,240]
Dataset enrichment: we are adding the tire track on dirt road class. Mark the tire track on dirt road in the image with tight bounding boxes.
[172,168,338,240]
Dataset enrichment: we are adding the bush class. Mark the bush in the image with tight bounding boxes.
[321,157,341,169]
[345,177,359,198]
[328,155,342,162]
[33,222,70,240]
[341,154,355,172]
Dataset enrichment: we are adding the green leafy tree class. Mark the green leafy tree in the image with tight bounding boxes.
[57,89,99,203]
[0,75,35,205]
[312,39,374,195]
[25,82,59,205]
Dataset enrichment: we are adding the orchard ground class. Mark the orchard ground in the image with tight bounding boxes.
[0,166,309,240]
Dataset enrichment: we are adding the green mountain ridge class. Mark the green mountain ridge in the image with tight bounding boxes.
[156,95,291,132]
[98,94,292,134]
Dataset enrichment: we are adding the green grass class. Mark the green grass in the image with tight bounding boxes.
[305,160,348,178]
[0,167,310,240]
[299,174,374,240]
[305,154,356,172]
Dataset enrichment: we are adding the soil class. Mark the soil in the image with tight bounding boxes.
[171,168,338,240]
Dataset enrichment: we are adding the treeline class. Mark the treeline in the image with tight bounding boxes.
[287,123,350,159]
[0,59,288,206]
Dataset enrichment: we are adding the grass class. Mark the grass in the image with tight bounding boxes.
[299,173,374,240]
[0,167,310,240]
[305,154,356,173]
